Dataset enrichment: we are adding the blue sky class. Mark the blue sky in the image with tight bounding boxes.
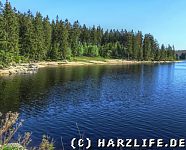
[2,0,186,50]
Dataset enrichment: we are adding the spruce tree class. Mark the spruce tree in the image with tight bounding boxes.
[33,12,45,60]
[143,34,152,60]
[96,26,103,46]
[80,24,89,44]
[64,19,72,48]
[59,20,69,59]
[0,1,5,50]
[136,31,143,60]
[132,33,138,60]
[43,15,52,59]
[50,19,59,59]
[71,20,80,56]
[19,11,35,58]
[91,25,98,45]
[153,40,160,61]
[160,44,166,60]
[3,1,19,54]
[126,31,133,60]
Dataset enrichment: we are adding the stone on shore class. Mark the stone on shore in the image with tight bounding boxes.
[0,63,39,76]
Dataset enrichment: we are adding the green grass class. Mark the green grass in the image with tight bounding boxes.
[71,56,107,62]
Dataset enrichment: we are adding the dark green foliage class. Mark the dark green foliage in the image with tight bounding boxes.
[100,43,113,58]
[59,20,69,59]
[0,50,26,67]
[135,31,143,60]
[0,1,176,67]
[49,19,59,60]
[86,45,99,57]
[43,15,52,59]
[2,1,19,54]
[126,31,133,60]
[76,44,84,56]
[0,1,5,51]
[33,12,45,60]
[143,34,153,61]
[71,20,80,56]
[19,11,35,58]
[154,40,160,61]
[180,53,186,60]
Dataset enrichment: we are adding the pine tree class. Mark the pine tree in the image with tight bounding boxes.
[143,34,152,61]
[64,19,72,48]
[0,1,5,50]
[153,40,160,61]
[80,24,89,44]
[71,20,80,56]
[102,29,109,45]
[160,44,166,60]
[91,25,98,45]
[132,33,138,60]
[33,12,45,60]
[126,31,133,60]
[43,15,52,59]
[96,26,103,46]
[59,20,69,59]
[136,31,143,60]
[50,19,59,59]
[19,11,35,58]
[166,45,175,60]
[3,1,19,54]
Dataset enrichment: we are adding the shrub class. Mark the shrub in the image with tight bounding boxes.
[0,112,54,150]
[85,45,99,57]
[76,45,84,56]
[0,50,28,68]
[66,47,72,60]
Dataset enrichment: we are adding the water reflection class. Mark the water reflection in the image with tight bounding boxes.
[0,62,186,149]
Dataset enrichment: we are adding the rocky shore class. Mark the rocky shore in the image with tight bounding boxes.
[0,63,39,75]
[0,59,179,76]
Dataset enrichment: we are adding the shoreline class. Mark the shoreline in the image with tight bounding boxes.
[0,59,181,76]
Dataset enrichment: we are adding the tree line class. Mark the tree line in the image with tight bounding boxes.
[0,1,176,66]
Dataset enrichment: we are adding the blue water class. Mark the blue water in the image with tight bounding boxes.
[0,61,186,149]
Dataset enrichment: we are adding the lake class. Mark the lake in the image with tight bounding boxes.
[0,61,186,149]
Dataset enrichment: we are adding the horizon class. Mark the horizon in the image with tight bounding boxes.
[2,0,186,50]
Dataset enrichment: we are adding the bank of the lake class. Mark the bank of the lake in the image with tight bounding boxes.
[0,57,179,76]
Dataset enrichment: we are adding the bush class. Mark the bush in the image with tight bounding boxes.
[85,45,99,57]
[65,47,72,60]
[0,50,28,68]
[0,112,54,150]
[77,45,84,56]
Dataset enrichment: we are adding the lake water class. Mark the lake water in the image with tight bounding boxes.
[0,61,186,149]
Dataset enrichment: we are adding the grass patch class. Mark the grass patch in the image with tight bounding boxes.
[71,56,107,62]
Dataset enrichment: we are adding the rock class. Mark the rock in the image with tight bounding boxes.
[0,62,41,76]
[29,64,38,69]
[63,60,69,63]
[9,69,17,75]
[58,60,69,64]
